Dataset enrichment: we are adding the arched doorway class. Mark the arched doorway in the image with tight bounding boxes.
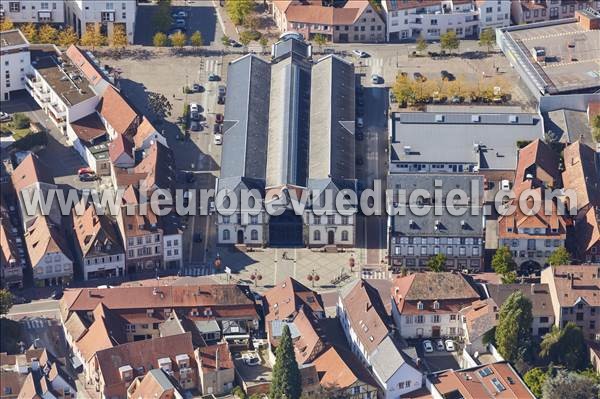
[327,231,335,245]
[519,260,542,276]
[237,230,244,244]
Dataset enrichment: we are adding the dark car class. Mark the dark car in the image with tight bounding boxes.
[217,95,225,105]
[441,70,455,81]
[229,39,242,48]
[215,113,224,124]
[356,156,364,166]
[208,73,220,82]
[51,289,63,300]
[79,173,97,182]
[193,83,204,92]
[413,72,426,82]
[213,124,222,134]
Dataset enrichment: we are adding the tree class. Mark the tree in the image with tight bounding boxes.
[153,0,172,33]
[313,33,327,51]
[110,24,128,49]
[21,23,38,43]
[548,246,571,266]
[239,31,253,49]
[524,368,548,398]
[542,370,600,399]
[440,30,460,54]
[170,31,186,48]
[225,0,254,26]
[427,253,446,272]
[269,324,301,399]
[147,92,172,121]
[540,323,588,371]
[416,35,428,55]
[57,26,79,47]
[221,35,231,48]
[259,36,268,54]
[37,24,58,44]
[495,291,533,364]
[592,115,600,142]
[80,25,106,49]
[190,31,203,47]
[153,32,168,47]
[0,18,14,31]
[491,246,517,284]
[244,14,261,31]
[392,74,416,105]
[0,290,13,315]
[479,28,495,53]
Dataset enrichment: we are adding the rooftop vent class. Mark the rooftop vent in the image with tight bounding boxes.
[403,145,411,154]
[471,115,480,122]
[435,114,445,122]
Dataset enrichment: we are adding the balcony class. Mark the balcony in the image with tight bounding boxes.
[48,101,66,119]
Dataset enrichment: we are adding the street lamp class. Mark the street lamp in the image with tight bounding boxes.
[348,255,355,272]
[250,270,263,287]
[307,269,320,288]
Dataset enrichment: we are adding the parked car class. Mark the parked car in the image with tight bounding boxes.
[193,83,203,92]
[79,173,97,182]
[190,103,199,113]
[215,113,224,124]
[352,49,368,58]
[213,134,223,145]
[213,124,222,134]
[175,10,187,18]
[77,167,94,175]
[413,72,426,82]
[190,111,199,121]
[51,289,63,300]
[355,156,364,166]
[441,70,455,81]
[389,92,398,103]
[423,340,434,353]
[229,39,242,47]
[169,27,186,35]
[356,117,364,128]
[371,74,382,84]
[445,340,456,352]
[190,121,201,131]
[0,112,11,122]
[436,340,445,351]
[217,95,225,105]
[186,172,196,183]
[208,73,220,81]
[218,85,226,96]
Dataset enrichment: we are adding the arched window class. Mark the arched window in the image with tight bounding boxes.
[341,231,349,241]
[251,229,258,240]
[222,229,230,241]
[314,230,321,241]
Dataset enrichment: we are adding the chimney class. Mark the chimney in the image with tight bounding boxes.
[530,283,536,295]
[215,345,220,371]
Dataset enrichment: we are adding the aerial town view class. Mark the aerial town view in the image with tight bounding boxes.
[0,0,599,398]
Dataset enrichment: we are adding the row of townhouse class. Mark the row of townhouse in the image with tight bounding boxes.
[59,284,259,398]
[270,0,599,43]
[3,29,182,283]
[0,0,136,43]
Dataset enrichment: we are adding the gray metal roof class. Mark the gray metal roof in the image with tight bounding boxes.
[387,174,484,205]
[222,54,271,180]
[194,319,221,334]
[309,55,356,181]
[272,36,311,61]
[390,111,543,170]
[266,55,312,187]
[270,319,301,339]
[369,336,409,384]
[147,369,176,391]
[392,205,484,237]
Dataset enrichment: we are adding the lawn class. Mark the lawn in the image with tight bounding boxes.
[0,120,31,140]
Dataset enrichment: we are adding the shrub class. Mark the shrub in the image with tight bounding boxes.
[13,113,30,129]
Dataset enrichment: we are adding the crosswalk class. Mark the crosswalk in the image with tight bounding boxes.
[22,318,54,330]
[180,265,214,277]
[360,269,391,280]
[204,59,221,75]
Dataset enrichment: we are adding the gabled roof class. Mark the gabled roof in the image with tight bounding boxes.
[134,141,175,192]
[69,113,107,143]
[263,277,324,322]
[133,116,158,149]
[11,153,55,194]
[198,342,234,370]
[542,265,600,307]
[65,45,106,87]
[97,85,138,135]
[108,133,134,163]
[460,298,498,344]
[73,204,123,258]
[313,346,378,392]
[514,139,561,187]
[370,336,417,384]
[128,369,180,399]
[574,206,600,255]
[74,303,126,361]
[283,0,373,26]
[339,279,391,354]
[291,306,327,364]
[24,216,72,267]
[562,140,600,211]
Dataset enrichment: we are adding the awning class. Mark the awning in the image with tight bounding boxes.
[38,11,51,18]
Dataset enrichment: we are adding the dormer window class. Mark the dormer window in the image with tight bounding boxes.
[433,300,440,310]
[417,301,424,310]
[204,308,213,317]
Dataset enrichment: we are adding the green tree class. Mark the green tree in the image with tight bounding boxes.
[492,246,517,284]
[225,0,254,26]
[524,368,549,398]
[21,23,38,43]
[190,31,203,47]
[540,323,588,371]
[495,291,533,364]
[153,0,172,33]
[440,30,460,54]
[147,92,172,121]
[0,18,14,31]
[548,246,571,266]
[57,26,79,47]
[427,253,446,272]
[478,28,496,53]
[542,370,600,399]
[221,34,231,47]
[0,290,13,315]
[38,24,58,44]
[239,31,253,49]
[153,32,168,47]
[110,24,128,49]
[313,33,327,51]
[269,324,301,399]
[416,35,428,55]
[259,36,268,54]
[170,31,186,48]
[592,115,600,142]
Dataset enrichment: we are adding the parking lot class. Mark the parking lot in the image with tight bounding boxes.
[415,339,462,373]
[134,2,224,46]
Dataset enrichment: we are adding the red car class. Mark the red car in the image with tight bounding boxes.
[78,167,94,175]
[216,113,224,124]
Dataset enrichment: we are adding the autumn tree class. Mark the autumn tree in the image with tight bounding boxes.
[440,30,460,54]
[153,32,168,47]
[38,24,58,44]
[427,253,446,272]
[170,31,186,48]
[548,246,571,266]
[110,24,128,49]
[225,0,253,26]
[416,35,428,55]
[313,33,327,52]
[524,368,549,398]
[58,26,79,47]
[0,290,13,315]
[0,18,14,31]
[80,25,106,50]
[21,23,38,43]
[190,31,203,47]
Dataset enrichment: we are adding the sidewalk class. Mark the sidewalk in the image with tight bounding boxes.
[211,0,239,41]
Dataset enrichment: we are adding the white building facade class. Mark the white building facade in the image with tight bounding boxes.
[163,232,183,269]
[305,212,355,247]
[0,29,30,102]
[65,0,137,44]
[0,0,65,24]
[391,299,465,339]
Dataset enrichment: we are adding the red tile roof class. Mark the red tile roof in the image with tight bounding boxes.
[97,85,138,136]
[69,113,107,143]
[11,153,54,194]
[313,346,379,392]
[562,140,600,211]
[514,139,561,188]
[65,45,105,87]
[108,133,134,163]
[133,117,158,149]
[263,277,324,322]
[199,342,234,370]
